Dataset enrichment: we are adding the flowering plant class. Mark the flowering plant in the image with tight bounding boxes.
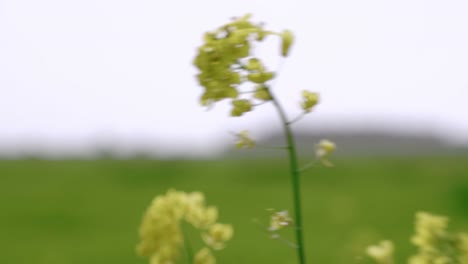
[136,14,466,264]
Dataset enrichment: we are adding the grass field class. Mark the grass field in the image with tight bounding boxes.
[1,156,467,264]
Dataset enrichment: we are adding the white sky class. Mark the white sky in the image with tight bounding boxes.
[1,0,467,157]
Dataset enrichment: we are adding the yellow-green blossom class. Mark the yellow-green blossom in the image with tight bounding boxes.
[202,223,234,250]
[245,58,264,71]
[194,247,216,264]
[231,99,252,117]
[193,15,265,107]
[367,212,468,264]
[411,212,448,251]
[235,130,255,149]
[137,190,233,264]
[280,30,294,57]
[247,71,275,84]
[315,139,336,166]
[366,240,394,264]
[300,90,319,113]
[185,205,218,229]
[194,14,293,116]
[408,211,467,264]
[269,210,293,231]
[253,85,272,101]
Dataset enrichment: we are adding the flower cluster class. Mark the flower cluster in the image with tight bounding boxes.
[367,212,468,264]
[193,14,293,116]
[137,189,233,264]
[409,212,468,264]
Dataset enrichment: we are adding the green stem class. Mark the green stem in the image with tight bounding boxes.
[182,224,194,264]
[269,94,306,264]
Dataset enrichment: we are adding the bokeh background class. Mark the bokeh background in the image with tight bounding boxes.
[1,0,467,263]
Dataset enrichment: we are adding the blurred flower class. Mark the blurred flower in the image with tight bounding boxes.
[235,130,255,149]
[194,247,215,264]
[411,212,448,251]
[366,240,394,264]
[315,139,336,166]
[193,14,265,108]
[253,85,272,101]
[280,30,294,57]
[202,223,234,250]
[137,189,232,264]
[300,90,319,113]
[194,14,293,116]
[186,205,218,229]
[408,212,466,264]
[269,210,293,231]
[231,99,252,117]
[247,71,275,84]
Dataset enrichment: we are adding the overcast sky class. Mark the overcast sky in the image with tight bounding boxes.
[1,0,467,157]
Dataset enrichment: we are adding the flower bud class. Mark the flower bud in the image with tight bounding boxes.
[281,30,294,57]
[253,85,272,101]
[300,90,319,112]
[235,130,255,149]
[315,139,336,166]
[231,99,252,117]
[245,58,264,71]
[247,71,275,84]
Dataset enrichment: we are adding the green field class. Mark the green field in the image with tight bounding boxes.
[1,157,467,264]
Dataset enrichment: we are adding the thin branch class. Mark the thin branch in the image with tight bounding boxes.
[298,160,319,172]
[287,112,306,125]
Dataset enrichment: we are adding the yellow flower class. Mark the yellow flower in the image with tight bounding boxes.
[253,85,272,101]
[202,223,234,250]
[245,58,264,71]
[408,212,467,264]
[194,14,294,116]
[366,240,394,264]
[235,130,255,149]
[269,210,293,231]
[186,205,218,229]
[281,30,294,57]
[137,190,233,264]
[458,233,468,263]
[315,139,336,166]
[231,99,252,117]
[194,248,216,264]
[300,90,319,113]
[247,71,275,84]
[411,212,448,250]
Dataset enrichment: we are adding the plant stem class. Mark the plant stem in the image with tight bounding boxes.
[182,224,194,264]
[269,93,306,264]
